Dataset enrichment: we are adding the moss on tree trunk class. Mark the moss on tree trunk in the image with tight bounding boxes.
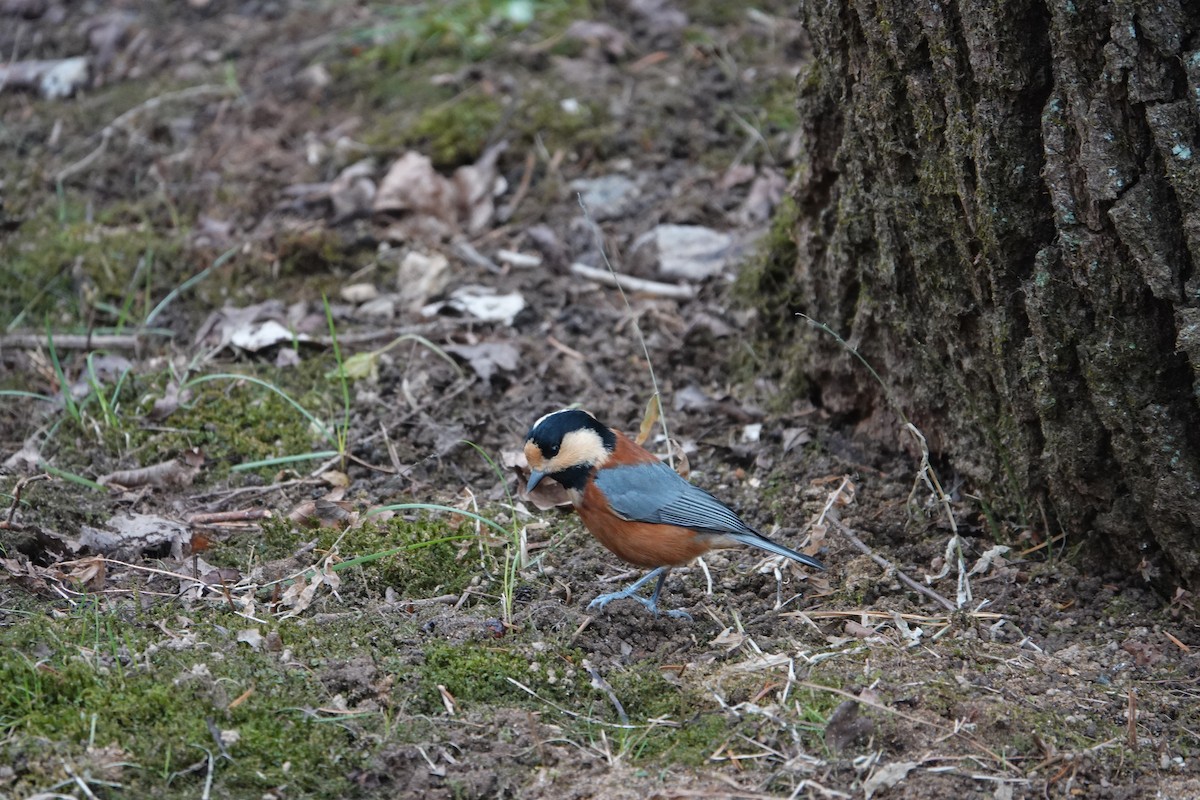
[751,0,1200,594]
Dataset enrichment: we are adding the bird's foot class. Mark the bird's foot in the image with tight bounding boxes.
[587,589,691,620]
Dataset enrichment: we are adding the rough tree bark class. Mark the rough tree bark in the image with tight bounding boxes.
[753,0,1200,595]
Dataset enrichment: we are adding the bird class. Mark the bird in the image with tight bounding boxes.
[523,408,825,618]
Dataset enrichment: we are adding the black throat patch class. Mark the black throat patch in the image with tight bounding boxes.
[547,463,593,492]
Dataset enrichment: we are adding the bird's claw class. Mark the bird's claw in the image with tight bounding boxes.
[588,591,691,620]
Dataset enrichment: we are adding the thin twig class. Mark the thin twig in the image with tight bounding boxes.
[0,332,163,349]
[56,84,234,184]
[3,472,48,527]
[826,512,957,612]
[583,659,629,725]
[578,195,681,468]
[568,262,696,299]
[505,677,643,729]
[199,747,215,800]
[62,764,99,800]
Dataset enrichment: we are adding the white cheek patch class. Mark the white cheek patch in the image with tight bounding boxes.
[550,428,609,472]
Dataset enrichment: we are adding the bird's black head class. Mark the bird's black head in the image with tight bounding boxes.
[523,409,617,492]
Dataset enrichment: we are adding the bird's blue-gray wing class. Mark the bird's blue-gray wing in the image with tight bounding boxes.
[594,462,826,570]
[593,462,755,536]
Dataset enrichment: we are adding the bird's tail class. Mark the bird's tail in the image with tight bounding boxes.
[729,531,825,570]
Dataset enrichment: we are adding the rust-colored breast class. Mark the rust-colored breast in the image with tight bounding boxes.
[576,478,714,568]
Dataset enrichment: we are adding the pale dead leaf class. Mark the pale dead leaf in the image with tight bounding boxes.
[63,556,107,591]
[374,151,455,222]
[3,436,41,471]
[375,144,507,236]
[395,250,451,310]
[229,320,304,352]
[709,627,746,651]
[453,141,507,235]
[445,342,519,381]
[424,286,526,325]
[864,761,918,799]
[75,513,189,559]
[735,168,787,225]
[968,544,1012,576]
[340,283,379,304]
[237,628,264,650]
[328,158,376,220]
[322,470,350,489]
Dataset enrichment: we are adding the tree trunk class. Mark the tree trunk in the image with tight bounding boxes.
[757,0,1200,595]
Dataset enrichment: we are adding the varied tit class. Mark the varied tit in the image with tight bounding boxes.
[524,408,825,619]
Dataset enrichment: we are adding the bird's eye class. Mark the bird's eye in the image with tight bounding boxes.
[547,444,560,457]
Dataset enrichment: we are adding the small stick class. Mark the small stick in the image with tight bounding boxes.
[545,335,585,360]
[57,84,233,183]
[61,763,102,799]
[186,509,273,525]
[827,513,957,612]
[499,150,536,221]
[568,262,697,300]
[583,659,629,724]
[200,748,215,800]
[0,332,152,350]
[3,472,48,527]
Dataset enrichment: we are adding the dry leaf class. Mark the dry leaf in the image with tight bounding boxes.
[237,628,264,650]
[445,342,520,381]
[63,556,107,592]
[636,396,660,446]
[100,455,202,489]
[502,449,571,510]
[374,142,507,236]
[74,513,190,559]
[424,286,526,325]
[864,761,918,799]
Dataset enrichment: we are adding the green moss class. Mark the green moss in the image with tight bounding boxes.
[732,192,813,402]
[418,639,591,716]
[319,515,480,596]
[0,597,364,797]
[0,205,189,330]
[510,89,611,159]
[273,226,367,279]
[752,74,801,133]
[142,367,330,477]
[403,93,507,169]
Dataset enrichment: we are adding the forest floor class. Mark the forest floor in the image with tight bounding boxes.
[1,1,1198,798]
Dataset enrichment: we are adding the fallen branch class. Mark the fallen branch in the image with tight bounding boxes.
[569,262,697,299]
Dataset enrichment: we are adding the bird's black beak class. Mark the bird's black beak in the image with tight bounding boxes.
[526,470,545,493]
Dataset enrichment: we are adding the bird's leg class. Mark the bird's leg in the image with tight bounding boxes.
[588,567,692,620]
